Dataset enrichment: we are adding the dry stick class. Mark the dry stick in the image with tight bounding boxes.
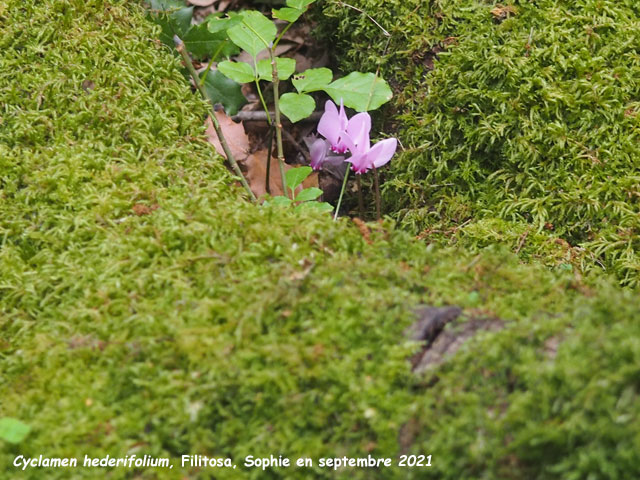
[281,128,310,163]
[270,49,289,198]
[232,111,322,123]
[174,36,256,202]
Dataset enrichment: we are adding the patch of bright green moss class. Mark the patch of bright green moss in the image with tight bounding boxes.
[1,1,640,479]
[321,0,640,286]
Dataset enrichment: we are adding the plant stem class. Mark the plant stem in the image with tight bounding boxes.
[255,79,272,125]
[373,166,381,220]
[199,41,227,87]
[266,126,274,194]
[356,175,365,218]
[269,49,289,198]
[334,168,351,221]
[174,36,256,202]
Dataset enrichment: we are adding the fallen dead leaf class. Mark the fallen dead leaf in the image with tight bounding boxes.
[205,111,318,198]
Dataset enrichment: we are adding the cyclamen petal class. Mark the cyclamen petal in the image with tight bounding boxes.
[344,112,371,153]
[310,138,329,170]
[370,138,397,169]
[317,100,349,153]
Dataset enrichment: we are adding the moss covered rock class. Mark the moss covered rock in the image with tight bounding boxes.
[321,0,640,285]
[1,1,640,479]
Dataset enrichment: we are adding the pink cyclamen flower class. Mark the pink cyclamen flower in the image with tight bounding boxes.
[342,112,397,174]
[317,100,349,153]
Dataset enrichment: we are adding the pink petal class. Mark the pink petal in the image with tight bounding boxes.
[317,100,341,146]
[346,152,370,174]
[345,112,371,152]
[310,138,329,170]
[338,99,348,130]
[370,138,397,169]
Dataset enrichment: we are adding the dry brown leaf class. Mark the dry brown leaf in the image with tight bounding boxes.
[205,111,318,198]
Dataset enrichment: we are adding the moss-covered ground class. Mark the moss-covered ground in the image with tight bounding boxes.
[2,1,640,479]
[321,0,640,286]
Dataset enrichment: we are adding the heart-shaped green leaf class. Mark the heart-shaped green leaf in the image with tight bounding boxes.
[285,166,312,191]
[280,93,316,123]
[201,70,247,116]
[288,0,315,8]
[295,187,323,202]
[273,0,315,22]
[256,58,296,81]
[292,67,333,93]
[227,11,277,59]
[272,7,302,23]
[218,60,255,83]
[0,418,31,444]
[207,15,242,34]
[324,72,393,112]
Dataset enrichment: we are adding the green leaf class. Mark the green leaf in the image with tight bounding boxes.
[285,166,312,190]
[218,61,255,83]
[324,72,393,112]
[201,70,247,116]
[279,93,316,123]
[148,0,193,46]
[295,187,323,202]
[295,201,333,212]
[0,418,31,444]
[256,58,296,81]
[270,196,293,206]
[287,0,315,8]
[292,67,333,93]
[183,23,237,60]
[227,11,277,59]
[207,15,242,34]
[272,7,302,23]
[273,0,315,22]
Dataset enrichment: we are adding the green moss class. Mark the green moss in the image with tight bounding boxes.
[320,0,640,285]
[1,1,639,479]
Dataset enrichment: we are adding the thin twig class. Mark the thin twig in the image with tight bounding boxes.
[231,111,322,122]
[281,128,310,163]
[174,35,256,202]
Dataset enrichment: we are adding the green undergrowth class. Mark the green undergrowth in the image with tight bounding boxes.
[1,1,640,479]
[320,0,640,286]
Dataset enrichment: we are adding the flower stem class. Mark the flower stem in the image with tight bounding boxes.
[356,175,365,218]
[265,125,274,195]
[334,168,351,221]
[269,49,289,198]
[174,35,256,202]
[373,166,381,220]
[255,79,272,125]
